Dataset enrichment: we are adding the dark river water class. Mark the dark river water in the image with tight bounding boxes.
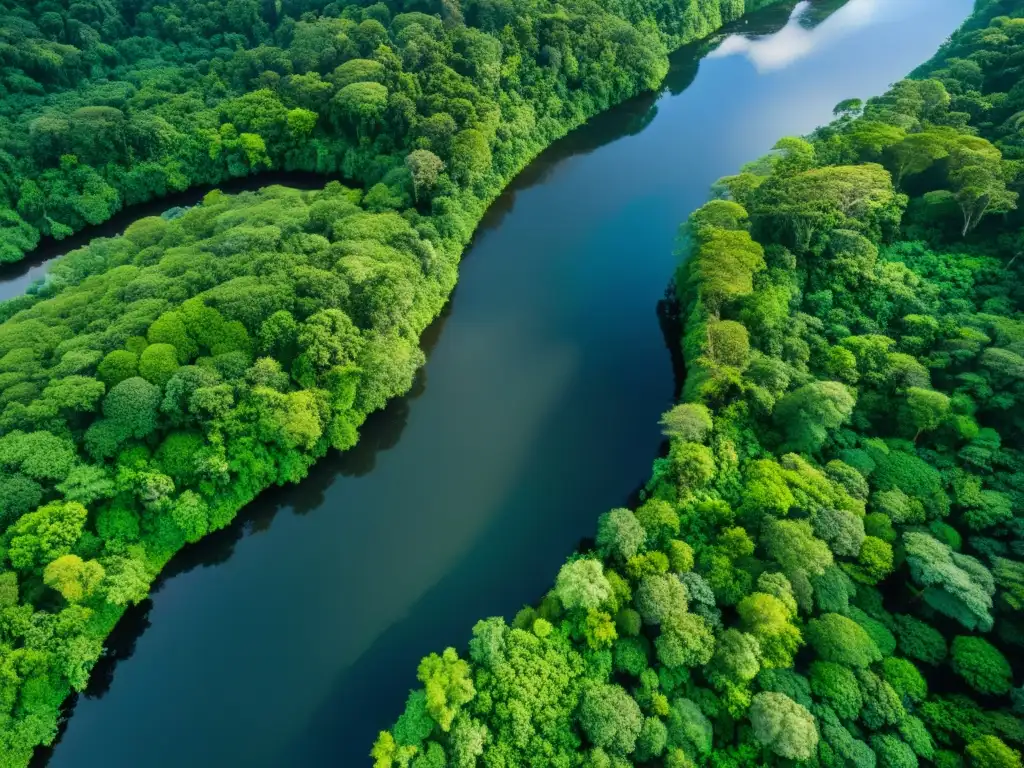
[26,1,971,765]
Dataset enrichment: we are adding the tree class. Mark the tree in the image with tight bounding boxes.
[417,647,475,732]
[103,376,162,437]
[834,98,864,119]
[951,636,1012,696]
[900,715,935,760]
[450,130,491,184]
[948,143,1017,236]
[464,623,585,765]
[705,320,750,368]
[812,507,866,558]
[5,501,87,571]
[0,430,77,483]
[888,131,951,184]
[812,566,857,614]
[689,228,765,312]
[139,343,180,386]
[331,58,385,89]
[689,200,748,233]
[667,541,694,573]
[774,381,856,453]
[0,474,42,527]
[331,81,389,138]
[596,508,646,563]
[635,500,680,549]
[635,573,688,626]
[294,309,363,385]
[708,629,761,689]
[849,121,906,160]
[579,684,643,755]
[42,375,105,413]
[666,698,712,758]
[655,611,714,669]
[811,661,862,720]
[871,734,918,768]
[902,387,950,441]
[635,716,668,761]
[97,350,139,386]
[406,149,444,202]
[738,592,802,669]
[171,491,210,543]
[555,559,612,612]
[668,442,715,492]
[69,106,127,164]
[857,669,906,730]
[893,614,947,665]
[749,692,818,761]
[753,164,902,252]
[43,555,105,603]
[762,519,833,577]
[449,716,488,768]
[102,552,151,606]
[806,613,881,669]
[852,536,894,585]
[0,572,17,607]
[882,657,927,705]
[148,311,198,362]
[903,532,994,632]
[659,403,712,443]
[966,736,1023,768]
[772,136,816,176]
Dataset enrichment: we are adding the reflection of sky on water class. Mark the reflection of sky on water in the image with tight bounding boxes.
[710,0,906,72]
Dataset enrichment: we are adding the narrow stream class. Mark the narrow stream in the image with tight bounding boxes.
[30,1,972,765]
[0,173,334,303]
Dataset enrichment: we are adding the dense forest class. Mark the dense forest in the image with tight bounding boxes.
[0,0,780,265]
[376,2,1024,767]
[0,0,790,764]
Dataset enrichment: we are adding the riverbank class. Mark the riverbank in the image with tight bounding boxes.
[27,2,976,765]
[374,0,1024,763]
[0,2,799,764]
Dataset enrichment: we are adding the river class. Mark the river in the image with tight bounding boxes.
[28,0,971,765]
[0,173,339,303]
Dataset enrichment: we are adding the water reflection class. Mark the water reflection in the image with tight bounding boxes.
[709,0,911,72]
[39,0,976,763]
[31,282,449,766]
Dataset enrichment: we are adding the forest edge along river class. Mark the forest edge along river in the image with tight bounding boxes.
[14,1,972,765]
[0,172,341,303]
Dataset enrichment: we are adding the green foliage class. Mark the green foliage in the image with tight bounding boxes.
[807,613,882,669]
[635,716,668,761]
[660,403,713,443]
[579,684,643,755]
[966,736,1023,768]
[951,636,1013,696]
[373,4,1024,767]
[43,554,104,603]
[596,509,646,564]
[666,697,712,758]
[871,734,918,768]
[893,614,948,665]
[749,691,818,761]
[858,668,907,730]
[556,559,612,612]
[811,661,863,720]
[738,592,802,669]
[882,657,928,705]
[775,381,857,454]
[417,648,475,732]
